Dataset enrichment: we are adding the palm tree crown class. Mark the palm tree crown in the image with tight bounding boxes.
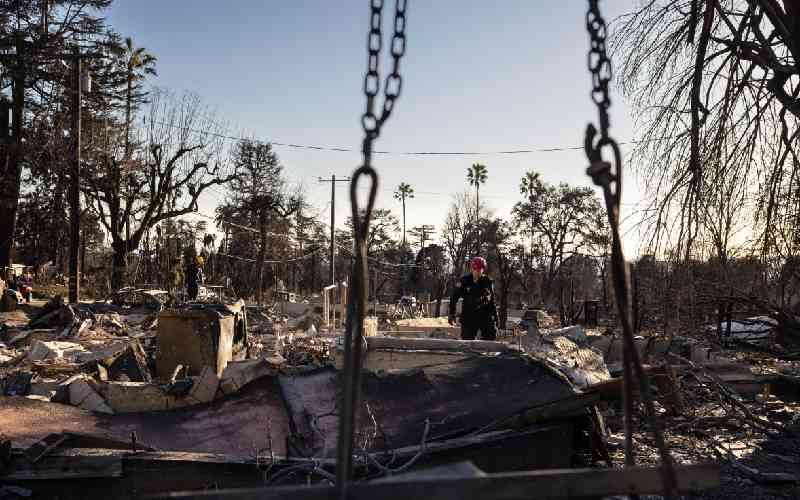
[467,163,488,189]
[121,37,157,159]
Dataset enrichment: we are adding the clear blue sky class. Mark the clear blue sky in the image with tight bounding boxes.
[107,1,644,251]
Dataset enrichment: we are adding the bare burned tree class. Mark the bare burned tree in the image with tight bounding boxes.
[442,191,483,279]
[614,0,800,260]
[614,0,800,337]
[83,89,234,290]
[219,139,303,303]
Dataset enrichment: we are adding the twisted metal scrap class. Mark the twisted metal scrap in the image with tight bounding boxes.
[336,1,407,498]
[584,1,678,498]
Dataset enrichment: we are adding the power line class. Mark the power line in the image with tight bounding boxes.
[154,119,657,157]
[216,247,323,265]
[334,241,423,269]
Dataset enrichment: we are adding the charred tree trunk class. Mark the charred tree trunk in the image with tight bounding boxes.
[111,242,126,291]
[633,266,641,333]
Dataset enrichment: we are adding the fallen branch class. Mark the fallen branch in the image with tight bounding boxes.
[667,353,787,436]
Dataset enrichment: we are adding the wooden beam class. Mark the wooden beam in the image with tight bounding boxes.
[61,431,156,452]
[366,337,518,354]
[24,433,68,463]
[159,463,720,500]
[4,455,122,480]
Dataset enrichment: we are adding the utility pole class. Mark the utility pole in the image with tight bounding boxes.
[318,175,350,285]
[66,47,97,304]
[0,33,25,273]
[410,225,435,254]
[68,47,82,304]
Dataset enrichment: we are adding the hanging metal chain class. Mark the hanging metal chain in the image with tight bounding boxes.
[361,0,407,159]
[337,1,408,497]
[583,1,678,498]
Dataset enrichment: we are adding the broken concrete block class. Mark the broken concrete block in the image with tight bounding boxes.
[220,359,274,395]
[51,374,83,404]
[27,340,89,362]
[29,378,59,400]
[3,371,33,396]
[68,377,113,414]
[106,340,151,383]
[101,381,171,413]
[186,366,219,405]
[1,291,17,312]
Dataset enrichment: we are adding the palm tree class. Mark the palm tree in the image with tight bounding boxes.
[393,182,414,248]
[467,163,488,253]
[120,37,157,159]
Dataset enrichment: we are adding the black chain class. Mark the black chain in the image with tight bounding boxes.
[337,1,408,497]
[583,1,677,498]
[586,0,612,139]
[361,0,407,160]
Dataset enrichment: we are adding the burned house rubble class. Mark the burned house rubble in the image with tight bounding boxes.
[4,291,797,499]
[7,0,800,498]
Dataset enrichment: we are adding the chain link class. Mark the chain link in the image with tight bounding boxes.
[586,0,612,138]
[585,0,622,213]
[361,0,407,162]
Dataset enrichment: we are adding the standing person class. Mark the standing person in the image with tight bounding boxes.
[169,257,184,302]
[448,256,499,340]
[186,256,204,301]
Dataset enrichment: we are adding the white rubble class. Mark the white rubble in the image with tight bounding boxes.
[27,340,90,362]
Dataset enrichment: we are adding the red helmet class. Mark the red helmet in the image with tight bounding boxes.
[470,256,487,272]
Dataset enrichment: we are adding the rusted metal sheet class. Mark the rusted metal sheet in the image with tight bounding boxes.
[156,301,248,380]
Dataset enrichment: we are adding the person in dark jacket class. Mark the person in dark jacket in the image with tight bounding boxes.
[448,256,498,341]
[186,256,204,301]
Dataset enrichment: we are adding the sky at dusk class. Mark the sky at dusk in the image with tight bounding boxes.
[106,1,647,252]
